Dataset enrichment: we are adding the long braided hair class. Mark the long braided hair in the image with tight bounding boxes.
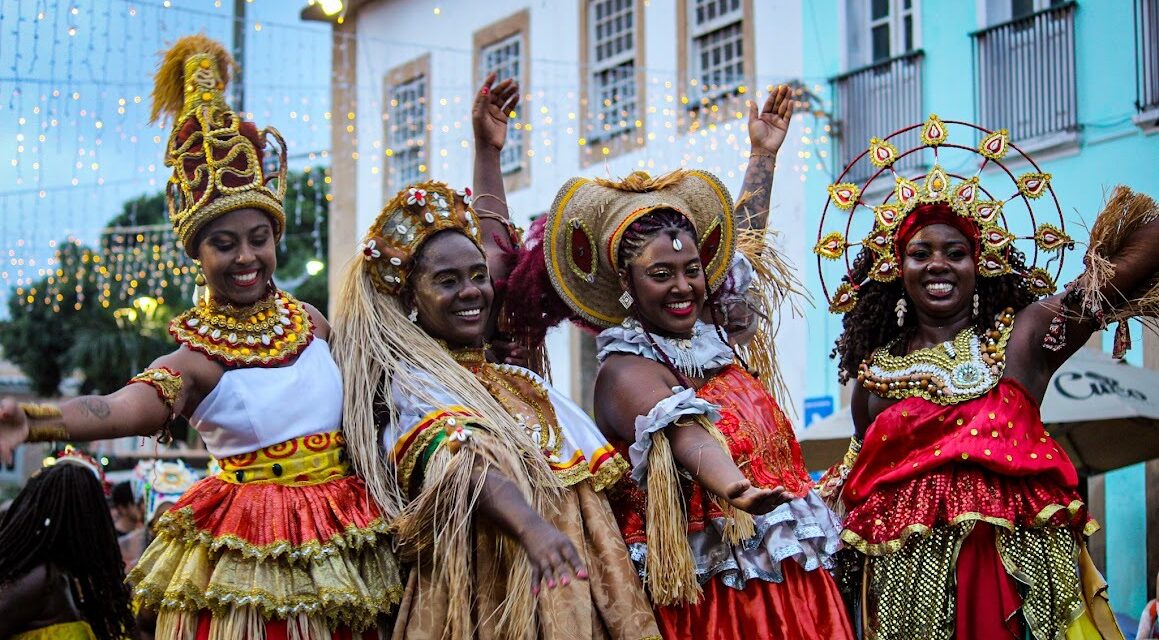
[0,463,136,640]
[831,245,1038,384]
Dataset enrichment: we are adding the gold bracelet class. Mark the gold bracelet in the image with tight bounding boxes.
[27,424,70,442]
[19,403,62,420]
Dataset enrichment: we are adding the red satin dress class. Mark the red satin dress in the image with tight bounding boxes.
[607,365,855,640]
[843,378,1109,639]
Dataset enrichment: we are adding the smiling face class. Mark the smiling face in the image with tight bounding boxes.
[194,208,278,306]
[619,230,705,338]
[407,231,493,349]
[901,223,977,325]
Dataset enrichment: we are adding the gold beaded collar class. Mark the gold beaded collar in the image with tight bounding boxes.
[169,288,313,367]
[448,346,488,373]
[858,308,1015,405]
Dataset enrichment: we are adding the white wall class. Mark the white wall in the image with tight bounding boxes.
[350,0,811,412]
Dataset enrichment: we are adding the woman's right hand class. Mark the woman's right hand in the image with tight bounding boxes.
[0,399,30,466]
[723,478,792,515]
[517,519,588,595]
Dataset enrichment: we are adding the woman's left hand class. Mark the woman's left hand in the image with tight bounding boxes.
[472,72,521,153]
[748,84,795,157]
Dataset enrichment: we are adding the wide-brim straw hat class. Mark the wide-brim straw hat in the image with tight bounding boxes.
[544,169,735,329]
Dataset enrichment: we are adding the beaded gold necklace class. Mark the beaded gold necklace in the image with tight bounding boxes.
[449,347,564,461]
[169,289,313,367]
[858,308,1015,405]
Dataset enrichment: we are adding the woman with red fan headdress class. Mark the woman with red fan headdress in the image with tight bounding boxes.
[815,115,1157,639]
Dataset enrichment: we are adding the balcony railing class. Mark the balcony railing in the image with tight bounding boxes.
[1137,0,1159,113]
[831,50,924,186]
[972,2,1078,144]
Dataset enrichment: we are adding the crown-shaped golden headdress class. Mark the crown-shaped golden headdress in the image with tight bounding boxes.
[150,35,287,254]
[814,115,1073,313]
[360,181,483,295]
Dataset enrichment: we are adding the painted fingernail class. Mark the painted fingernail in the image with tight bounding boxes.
[560,577,570,586]
[547,579,555,588]
[481,86,489,95]
[576,569,588,579]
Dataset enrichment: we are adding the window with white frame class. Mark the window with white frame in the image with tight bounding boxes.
[868,0,915,62]
[387,75,427,188]
[480,33,525,175]
[689,0,745,102]
[588,0,637,143]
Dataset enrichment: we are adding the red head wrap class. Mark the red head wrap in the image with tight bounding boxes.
[894,203,982,261]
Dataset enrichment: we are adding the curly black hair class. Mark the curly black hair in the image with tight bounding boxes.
[831,246,1039,383]
[0,463,136,640]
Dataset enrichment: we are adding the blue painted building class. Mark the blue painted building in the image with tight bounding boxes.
[799,0,1159,619]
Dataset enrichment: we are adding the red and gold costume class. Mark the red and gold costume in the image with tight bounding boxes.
[127,36,401,639]
[814,115,1138,639]
[539,171,854,640]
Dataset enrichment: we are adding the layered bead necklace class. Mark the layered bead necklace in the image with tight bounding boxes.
[169,288,313,367]
[449,347,565,462]
[858,307,1015,405]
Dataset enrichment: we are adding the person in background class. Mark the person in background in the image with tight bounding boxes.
[1139,571,1159,640]
[0,448,137,640]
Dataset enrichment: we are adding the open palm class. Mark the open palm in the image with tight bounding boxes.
[472,72,521,152]
[748,84,795,156]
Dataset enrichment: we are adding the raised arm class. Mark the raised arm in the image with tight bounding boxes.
[471,72,521,278]
[735,84,795,231]
[0,350,199,465]
[1009,187,1159,396]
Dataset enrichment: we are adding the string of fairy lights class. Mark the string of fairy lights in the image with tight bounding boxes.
[0,0,837,314]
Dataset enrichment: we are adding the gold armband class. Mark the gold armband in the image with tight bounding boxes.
[128,367,183,414]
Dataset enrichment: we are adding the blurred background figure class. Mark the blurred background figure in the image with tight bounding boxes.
[1138,570,1159,639]
[0,447,136,640]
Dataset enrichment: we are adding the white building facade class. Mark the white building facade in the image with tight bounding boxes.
[327,0,815,415]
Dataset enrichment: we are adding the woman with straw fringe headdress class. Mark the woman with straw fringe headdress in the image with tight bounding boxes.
[0,448,135,640]
[812,115,1153,638]
[331,172,661,639]
[499,167,854,639]
[0,36,402,639]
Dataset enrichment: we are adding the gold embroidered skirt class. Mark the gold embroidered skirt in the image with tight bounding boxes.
[128,432,402,639]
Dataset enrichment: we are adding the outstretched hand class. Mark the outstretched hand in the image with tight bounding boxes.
[748,84,796,157]
[472,71,521,153]
[723,478,792,515]
[0,399,30,467]
[519,520,589,595]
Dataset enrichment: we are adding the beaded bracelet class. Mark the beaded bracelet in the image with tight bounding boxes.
[128,367,183,443]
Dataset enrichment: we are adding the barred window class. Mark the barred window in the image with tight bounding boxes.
[588,0,637,143]
[387,75,427,188]
[689,0,744,102]
[480,33,524,175]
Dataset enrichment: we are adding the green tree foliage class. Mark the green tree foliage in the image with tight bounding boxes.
[2,170,329,394]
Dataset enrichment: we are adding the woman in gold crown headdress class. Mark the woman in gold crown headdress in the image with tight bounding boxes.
[330,77,660,640]
[0,35,401,639]
[815,115,1158,639]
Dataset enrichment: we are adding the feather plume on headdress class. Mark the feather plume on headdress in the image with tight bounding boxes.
[149,34,237,124]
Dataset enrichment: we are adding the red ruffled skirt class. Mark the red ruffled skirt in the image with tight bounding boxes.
[128,432,402,640]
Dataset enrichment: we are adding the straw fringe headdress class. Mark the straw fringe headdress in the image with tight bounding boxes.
[332,180,561,638]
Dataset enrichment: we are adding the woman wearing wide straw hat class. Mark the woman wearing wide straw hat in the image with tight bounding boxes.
[498,165,854,638]
[814,115,1154,638]
[0,36,401,639]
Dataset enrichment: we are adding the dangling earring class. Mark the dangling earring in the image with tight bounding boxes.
[192,263,209,307]
[895,296,907,327]
[407,308,418,323]
[619,291,634,309]
[972,293,980,318]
